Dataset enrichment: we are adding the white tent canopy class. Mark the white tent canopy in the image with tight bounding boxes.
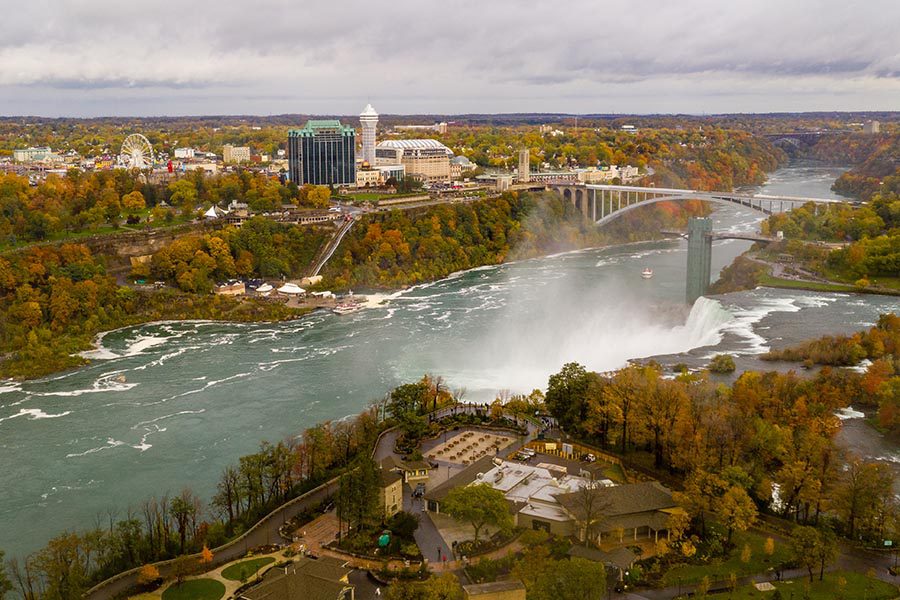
[256,283,273,293]
[277,283,306,295]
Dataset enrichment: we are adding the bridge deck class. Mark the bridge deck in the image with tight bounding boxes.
[581,183,837,205]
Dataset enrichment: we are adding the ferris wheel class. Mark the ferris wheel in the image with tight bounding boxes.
[119,134,154,170]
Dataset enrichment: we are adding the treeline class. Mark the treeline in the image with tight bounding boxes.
[0,169,329,247]
[0,242,305,379]
[323,191,709,289]
[812,132,900,200]
[544,360,897,540]
[135,217,331,292]
[763,314,900,435]
[436,125,784,191]
[3,404,390,600]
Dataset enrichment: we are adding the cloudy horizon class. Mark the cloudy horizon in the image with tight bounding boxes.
[2,0,898,117]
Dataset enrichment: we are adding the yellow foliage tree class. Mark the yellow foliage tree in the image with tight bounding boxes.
[200,544,214,564]
[764,537,775,557]
[137,563,160,585]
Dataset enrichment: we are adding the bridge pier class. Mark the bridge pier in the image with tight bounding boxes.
[686,217,713,304]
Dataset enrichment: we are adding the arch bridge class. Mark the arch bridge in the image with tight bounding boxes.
[550,184,839,303]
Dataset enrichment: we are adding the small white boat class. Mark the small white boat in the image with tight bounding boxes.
[332,302,363,315]
[641,268,653,279]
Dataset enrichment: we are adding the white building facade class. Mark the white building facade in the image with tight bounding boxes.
[359,104,379,165]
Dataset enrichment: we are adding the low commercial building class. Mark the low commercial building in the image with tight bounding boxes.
[356,168,382,188]
[13,147,54,162]
[173,147,196,159]
[863,120,881,134]
[382,456,434,484]
[223,144,251,163]
[527,171,579,183]
[375,139,453,183]
[239,556,354,600]
[425,456,678,544]
[555,481,681,545]
[215,281,245,296]
[462,580,526,600]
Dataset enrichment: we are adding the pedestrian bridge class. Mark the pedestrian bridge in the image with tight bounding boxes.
[550,184,840,303]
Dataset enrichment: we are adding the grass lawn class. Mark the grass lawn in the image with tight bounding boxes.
[603,463,628,483]
[662,528,793,586]
[758,273,861,294]
[727,571,898,599]
[221,557,276,581]
[161,579,225,600]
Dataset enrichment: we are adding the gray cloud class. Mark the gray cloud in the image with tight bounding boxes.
[0,0,898,116]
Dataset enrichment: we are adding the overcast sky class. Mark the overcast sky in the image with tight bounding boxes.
[1,0,898,117]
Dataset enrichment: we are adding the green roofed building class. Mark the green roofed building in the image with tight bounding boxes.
[288,120,356,186]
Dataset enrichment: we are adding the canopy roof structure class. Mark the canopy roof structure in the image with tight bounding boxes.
[277,283,306,294]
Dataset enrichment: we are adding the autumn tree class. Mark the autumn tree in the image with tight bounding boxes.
[200,544,214,564]
[137,563,160,585]
[442,484,512,544]
[832,457,895,540]
[717,485,757,546]
[122,190,146,214]
[790,525,838,582]
[385,573,462,600]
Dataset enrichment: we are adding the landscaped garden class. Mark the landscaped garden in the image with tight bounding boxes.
[726,571,898,599]
[161,578,225,600]
[334,511,423,561]
[221,556,276,581]
[659,526,793,587]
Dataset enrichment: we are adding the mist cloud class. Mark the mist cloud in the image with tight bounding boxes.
[1,0,898,115]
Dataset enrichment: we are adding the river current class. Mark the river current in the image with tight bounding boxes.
[1,165,897,558]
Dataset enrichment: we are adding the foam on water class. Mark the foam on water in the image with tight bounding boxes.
[0,408,73,424]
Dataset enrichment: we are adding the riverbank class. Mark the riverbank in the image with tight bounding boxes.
[710,250,900,297]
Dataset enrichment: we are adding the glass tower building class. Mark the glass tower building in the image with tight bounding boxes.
[288,120,356,186]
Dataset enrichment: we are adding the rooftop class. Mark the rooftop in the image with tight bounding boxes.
[360,104,378,118]
[289,120,355,136]
[555,481,676,521]
[239,556,352,600]
[376,139,452,154]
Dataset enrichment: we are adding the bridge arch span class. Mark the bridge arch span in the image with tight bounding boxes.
[592,194,771,227]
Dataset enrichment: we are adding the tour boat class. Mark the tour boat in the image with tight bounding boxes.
[641,268,653,279]
[332,302,363,315]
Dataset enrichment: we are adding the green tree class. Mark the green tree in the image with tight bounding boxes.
[545,362,593,433]
[529,556,606,600]
[441,484,512,544]
[790,525,838,582]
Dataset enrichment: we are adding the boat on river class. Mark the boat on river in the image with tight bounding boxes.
[641,268,653,279]
[333,302,364,315]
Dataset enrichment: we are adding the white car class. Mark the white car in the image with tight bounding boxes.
[328,207,342,212]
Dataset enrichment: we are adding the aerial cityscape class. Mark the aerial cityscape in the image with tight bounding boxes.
[1,2,899,600]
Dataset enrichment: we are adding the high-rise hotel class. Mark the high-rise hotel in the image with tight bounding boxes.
[288,120,356,186]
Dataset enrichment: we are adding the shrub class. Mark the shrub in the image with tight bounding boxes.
[708,354,736,373]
